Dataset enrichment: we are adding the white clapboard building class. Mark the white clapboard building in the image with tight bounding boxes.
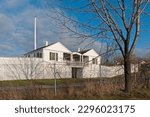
[0,41,137,81]
[24,41,101,79]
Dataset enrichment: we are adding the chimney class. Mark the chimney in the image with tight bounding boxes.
[34,17,37,50]
[45,41,48,46]
[78,48,81,52]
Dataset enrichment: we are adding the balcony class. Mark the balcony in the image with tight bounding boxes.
[63,52,89,67]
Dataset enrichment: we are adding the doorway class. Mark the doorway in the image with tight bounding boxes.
[72,67,83,78]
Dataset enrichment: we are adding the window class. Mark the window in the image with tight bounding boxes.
[50,52,55,60]
[63,53,71,61]
[36,52,42,58]
[50,52,58,61]
[83,56,89,62]
[92,58,97,64]
[39,53,42,58]
[37,52,39,58]
[56,53,58,61]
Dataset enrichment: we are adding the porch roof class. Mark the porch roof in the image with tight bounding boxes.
[72,52,82,55]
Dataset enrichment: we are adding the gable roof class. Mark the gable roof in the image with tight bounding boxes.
[45,42,71,53]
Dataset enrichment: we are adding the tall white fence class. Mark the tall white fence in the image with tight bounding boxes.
[0,57,43,80]
[0,57,138,81]
[100,64,138,78]
[0,57,72,81]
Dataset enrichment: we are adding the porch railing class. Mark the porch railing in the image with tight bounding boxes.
[65,61,88,67]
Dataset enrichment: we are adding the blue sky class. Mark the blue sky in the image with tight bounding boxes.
[0,0,150,57]
[0,0,68,56]
[58,0,150,57]
[0,0,48,56]
[0,0,101,56]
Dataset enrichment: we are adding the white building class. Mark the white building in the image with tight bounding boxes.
[0,41,138,81]
[24,41,101,78]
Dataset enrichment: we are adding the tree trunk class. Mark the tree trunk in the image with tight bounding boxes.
[124,54,132,92]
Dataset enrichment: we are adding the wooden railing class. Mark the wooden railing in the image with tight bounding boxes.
[65,61,88,67]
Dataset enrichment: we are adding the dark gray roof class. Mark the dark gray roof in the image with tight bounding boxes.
[78,49,91,54]
[24,43,55,55]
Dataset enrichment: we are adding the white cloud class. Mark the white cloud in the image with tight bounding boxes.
[0,0,105,56]
[0,13,15,40]
[134,48,150,57]
[3,0,28,8]
[12,7,58,50]
[0,44,14,51]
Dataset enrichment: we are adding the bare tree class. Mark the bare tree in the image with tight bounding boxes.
[46,0,150,92]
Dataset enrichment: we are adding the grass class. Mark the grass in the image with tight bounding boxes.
[106,88,150,100]
[0,78,84,87]
[0,82,149,100]
[0,74,124,87]
[0,74,149,100]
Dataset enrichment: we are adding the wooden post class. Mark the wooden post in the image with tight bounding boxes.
[54,63,57,96]
[99,58,102,84]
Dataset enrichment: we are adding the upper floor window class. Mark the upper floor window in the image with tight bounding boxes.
[83,56,89,63]
[92,58,98,64]
[63,53,71,61]
[50,52,58,61]
[37,52,39,58]
[39,53,42,58]
[36,52,42,58]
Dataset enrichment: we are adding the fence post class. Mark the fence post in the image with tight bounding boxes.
[54,63,57,96]
[99,59,102,84]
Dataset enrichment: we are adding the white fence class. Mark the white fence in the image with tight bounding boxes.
[100,64,138,78]
[0,57,138,81]
[0,57,73,81]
